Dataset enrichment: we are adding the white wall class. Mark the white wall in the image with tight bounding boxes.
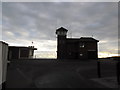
[0,41,8,89]
[0,42,2,89]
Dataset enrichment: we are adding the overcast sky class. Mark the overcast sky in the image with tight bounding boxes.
[1,2,118,58]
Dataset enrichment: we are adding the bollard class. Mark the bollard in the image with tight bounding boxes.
[97,61,101,78]
[116,61,120,85]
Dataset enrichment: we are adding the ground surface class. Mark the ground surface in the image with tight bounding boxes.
[6,59,119,88]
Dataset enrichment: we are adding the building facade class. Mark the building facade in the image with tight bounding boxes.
[56,27,99,60]
[8,46,37,60]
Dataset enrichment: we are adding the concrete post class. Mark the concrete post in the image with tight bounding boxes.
[97,61,101,78]
[116,61,120,85]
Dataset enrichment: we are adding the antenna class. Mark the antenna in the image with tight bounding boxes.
[92,35,93,37]
[70,28,72,38]
[55,19,58,39]
[57,19,60,28]
[70,32,72,38]
[31,41,34,46]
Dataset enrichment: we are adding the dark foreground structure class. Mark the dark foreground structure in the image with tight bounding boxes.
[6,59,119,88]
[8,46,37,60]
[56,27,99,60]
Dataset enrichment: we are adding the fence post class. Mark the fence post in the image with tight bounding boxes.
[117,61,120,85]
[97,60,101,78]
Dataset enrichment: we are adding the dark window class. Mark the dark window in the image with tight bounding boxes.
[20,49,29,58]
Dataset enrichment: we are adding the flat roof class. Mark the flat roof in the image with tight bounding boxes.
[9,46,37,50]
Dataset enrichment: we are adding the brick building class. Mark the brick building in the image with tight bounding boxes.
[56,27,99,60]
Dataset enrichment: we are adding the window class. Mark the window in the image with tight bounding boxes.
[29,50,33,56]
[80,54,83,56]
[69,52,71,55]
[20,49,28,58]
[80,43,85,48]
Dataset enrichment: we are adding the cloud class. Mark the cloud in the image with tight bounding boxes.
[2,2,118,58]
[2,0,119,2]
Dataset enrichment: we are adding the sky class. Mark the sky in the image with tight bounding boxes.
[1,1,119,58]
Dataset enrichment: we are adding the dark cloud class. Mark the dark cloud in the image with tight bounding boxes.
[2,2,118,57]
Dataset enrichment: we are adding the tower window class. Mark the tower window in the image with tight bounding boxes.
[80,43,85,48]
[80,54,83,56]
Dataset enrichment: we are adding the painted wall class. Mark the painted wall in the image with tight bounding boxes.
[0,42,2,89]
[0,41,8,89]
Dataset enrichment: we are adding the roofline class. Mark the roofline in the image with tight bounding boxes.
[56,27,68,31]
[80,37,99,41]
[67,37,99,42]
[9,46,37,50]
[0,41,8,45]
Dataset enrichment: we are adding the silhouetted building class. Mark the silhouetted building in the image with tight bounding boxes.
[56,27,99,60]
[8,46,37,60]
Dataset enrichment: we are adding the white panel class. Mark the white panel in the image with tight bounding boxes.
[0,42,2,87]
[0,41,8,88]
[2,43,8,83]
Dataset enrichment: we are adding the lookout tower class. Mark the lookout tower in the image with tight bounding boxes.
[56,27,68,59]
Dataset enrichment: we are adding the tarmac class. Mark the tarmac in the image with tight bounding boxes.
[91,77,120,88]
[6,59,120,88]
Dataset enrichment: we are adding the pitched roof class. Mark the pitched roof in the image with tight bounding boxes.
[66,37,99,43]
[80,37,99,42]
[56,27,68,32]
